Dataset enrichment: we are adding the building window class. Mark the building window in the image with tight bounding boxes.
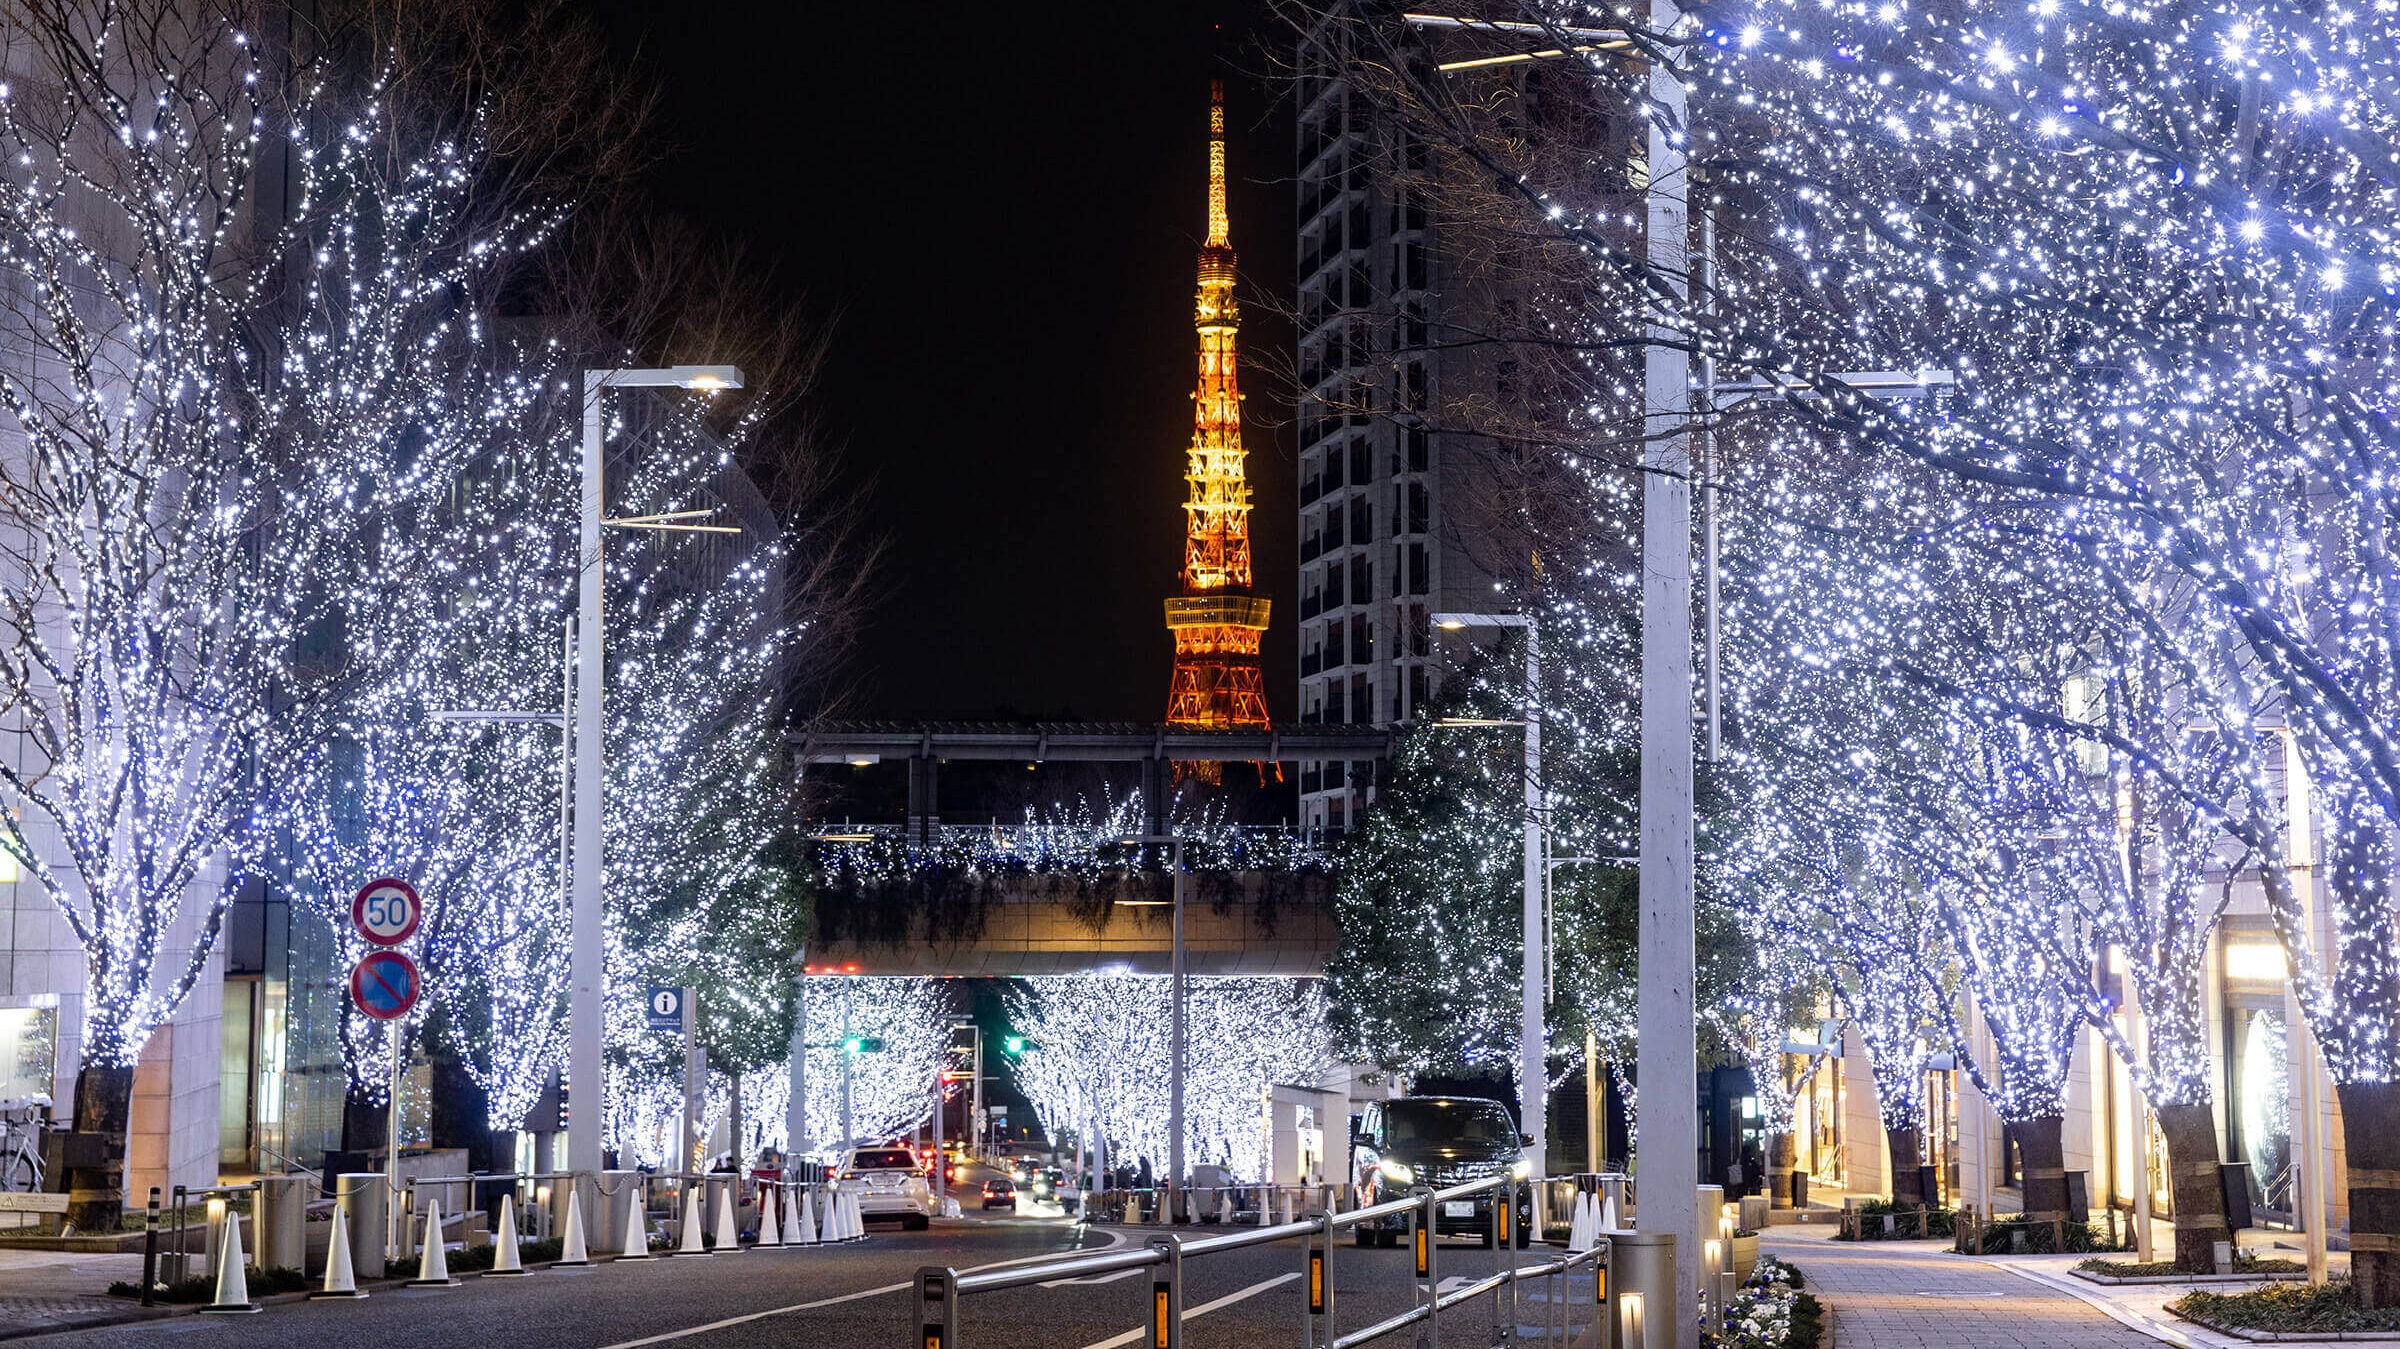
[1349,494,1373,544]
[1408,426,1429,472]
[1410,664,1430,715]
[1409,542,1430,595]
[1408,482,1430,535]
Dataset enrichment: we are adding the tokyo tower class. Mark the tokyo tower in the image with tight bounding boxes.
[1163,81,1271,759]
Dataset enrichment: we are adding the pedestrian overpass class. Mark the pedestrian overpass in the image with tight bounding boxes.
[795,721,1391,977]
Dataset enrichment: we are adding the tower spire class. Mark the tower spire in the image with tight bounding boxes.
[1206,78,1229,250]
[1164,80,1271,758]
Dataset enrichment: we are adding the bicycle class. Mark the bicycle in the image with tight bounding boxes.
[0,1097,51,1194]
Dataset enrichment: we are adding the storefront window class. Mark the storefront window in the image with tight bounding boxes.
[0,1007,56,1102]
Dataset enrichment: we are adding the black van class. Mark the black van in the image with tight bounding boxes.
[1348,1095,1533,1246]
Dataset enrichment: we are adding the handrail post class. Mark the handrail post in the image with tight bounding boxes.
[1308,1211,1335,1349]
[1500,1177,1517,1342]
[916,1266,960,1349]
[1414,1187,1439,1349]
[1149,1235,1182,1349]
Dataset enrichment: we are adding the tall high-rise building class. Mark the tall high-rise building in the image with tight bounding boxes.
[1292,16,1512,833]
[1164,81,1273,753]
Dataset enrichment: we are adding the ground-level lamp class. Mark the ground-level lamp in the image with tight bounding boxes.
[1429,611,1549,1186]
[566,365,745,1179]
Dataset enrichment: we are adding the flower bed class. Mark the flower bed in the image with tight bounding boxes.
[2170,1280,2400,1336]
[2076,1252,2305,1282]
[1711,1255,1825,1349]
[1834,1200,1957,1240]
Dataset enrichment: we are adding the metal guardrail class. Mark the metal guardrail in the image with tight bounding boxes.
[917,1173,1613,1349]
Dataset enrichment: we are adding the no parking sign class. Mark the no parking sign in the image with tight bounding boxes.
[350,950,421,1021]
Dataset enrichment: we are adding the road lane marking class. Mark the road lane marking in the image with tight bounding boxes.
[1042,1266,1145,1288]
[1074,1273,1303,1349]
[595,1227,1129,1349]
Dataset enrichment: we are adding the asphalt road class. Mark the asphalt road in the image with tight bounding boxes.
[21,1197,1598,1349]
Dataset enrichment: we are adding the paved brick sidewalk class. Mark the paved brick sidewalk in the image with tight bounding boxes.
[0,1249,149,1339]
[1761,1225,2161,1348]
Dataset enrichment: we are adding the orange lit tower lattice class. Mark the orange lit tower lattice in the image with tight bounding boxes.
[1164,81,1272,763]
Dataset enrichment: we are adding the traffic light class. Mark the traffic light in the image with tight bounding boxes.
[843,1036,885,1054]
[1003,1036,1026,1055]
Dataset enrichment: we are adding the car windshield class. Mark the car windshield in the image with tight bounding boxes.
[851,1149,917,1171]
[1384,1100,1518,1148]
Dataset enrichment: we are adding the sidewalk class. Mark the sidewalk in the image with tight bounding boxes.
[1762,1224,2162,1348]
[0,1249,149,1338]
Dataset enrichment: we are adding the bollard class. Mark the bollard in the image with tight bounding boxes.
[311,1199,367,1298]
[254,1174,307,1277]
[336,1174,387,1279]
[141,1188,159,1308]
[1610,1231,1676,1349]
[198,1202,260,1314]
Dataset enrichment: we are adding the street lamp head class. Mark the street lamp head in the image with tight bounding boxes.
[1429,611,1531,630]
[669,364,744,390]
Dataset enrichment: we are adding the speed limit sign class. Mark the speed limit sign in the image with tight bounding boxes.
[352,877,421,946]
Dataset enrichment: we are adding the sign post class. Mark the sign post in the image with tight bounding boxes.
[351,879,424,1262]
[649,986,701,1176]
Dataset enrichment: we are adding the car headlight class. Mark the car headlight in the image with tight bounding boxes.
[1377,1159,1415,1185]
[1511,1158,1532,1179]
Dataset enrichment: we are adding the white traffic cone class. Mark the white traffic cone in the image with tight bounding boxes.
[619,1190,653,1260]
[554,1187,593,1267]
[310,1199,368,1298]
[406,1198,459,1286]
[713,1183,742,1253]
[1601,1191,1623,1234]
[487,1193,529,1276]
[846,1191,866,1241]
[1217,1190,1234,1224]
[1568,1191,1596,1253]
[823,1188,846,1242]
[757,1184,783,1248]
[795,1187,819,1244]
[673,1185,709,1256]
[199,1206,260,1314]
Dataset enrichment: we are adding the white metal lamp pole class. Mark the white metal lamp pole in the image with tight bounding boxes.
[1431,612,1545,1184]
[567,364,744,1177]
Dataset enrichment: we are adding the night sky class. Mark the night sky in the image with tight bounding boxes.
[591,3,1299,724]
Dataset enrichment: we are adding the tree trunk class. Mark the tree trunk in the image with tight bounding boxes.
[2337,1080,2400,1307]
[68,1063,134,1232]
[2016,1114,2071,1222]
[341,1084,388,1157]
[2154,1101,2228,1274]
[431,1056,495,1174]
[1768,1130,1797,1209]
[1886,1126,1924,1206]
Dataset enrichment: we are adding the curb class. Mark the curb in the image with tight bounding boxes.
[2078,1270,2312,1287]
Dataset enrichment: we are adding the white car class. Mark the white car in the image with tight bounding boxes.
[837,1146,936,1229]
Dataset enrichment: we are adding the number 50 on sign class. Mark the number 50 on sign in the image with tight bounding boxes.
[352,877,421,946]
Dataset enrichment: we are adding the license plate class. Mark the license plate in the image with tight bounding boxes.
[872,1176,901,1189]
[1442,1201,1474,1218]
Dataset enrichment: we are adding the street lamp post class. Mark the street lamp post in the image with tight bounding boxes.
[1430,612,1546,1186]
[1120,834,1189,1219]
[566,364,744,1178]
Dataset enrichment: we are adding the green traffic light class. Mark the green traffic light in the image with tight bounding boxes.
[1004,1036,1026,1054]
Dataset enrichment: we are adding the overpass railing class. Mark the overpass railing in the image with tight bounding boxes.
[815,823,1337,873]
[917,1173,1614,1349]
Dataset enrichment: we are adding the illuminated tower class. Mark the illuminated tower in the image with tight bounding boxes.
[1164,81,1272,751]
